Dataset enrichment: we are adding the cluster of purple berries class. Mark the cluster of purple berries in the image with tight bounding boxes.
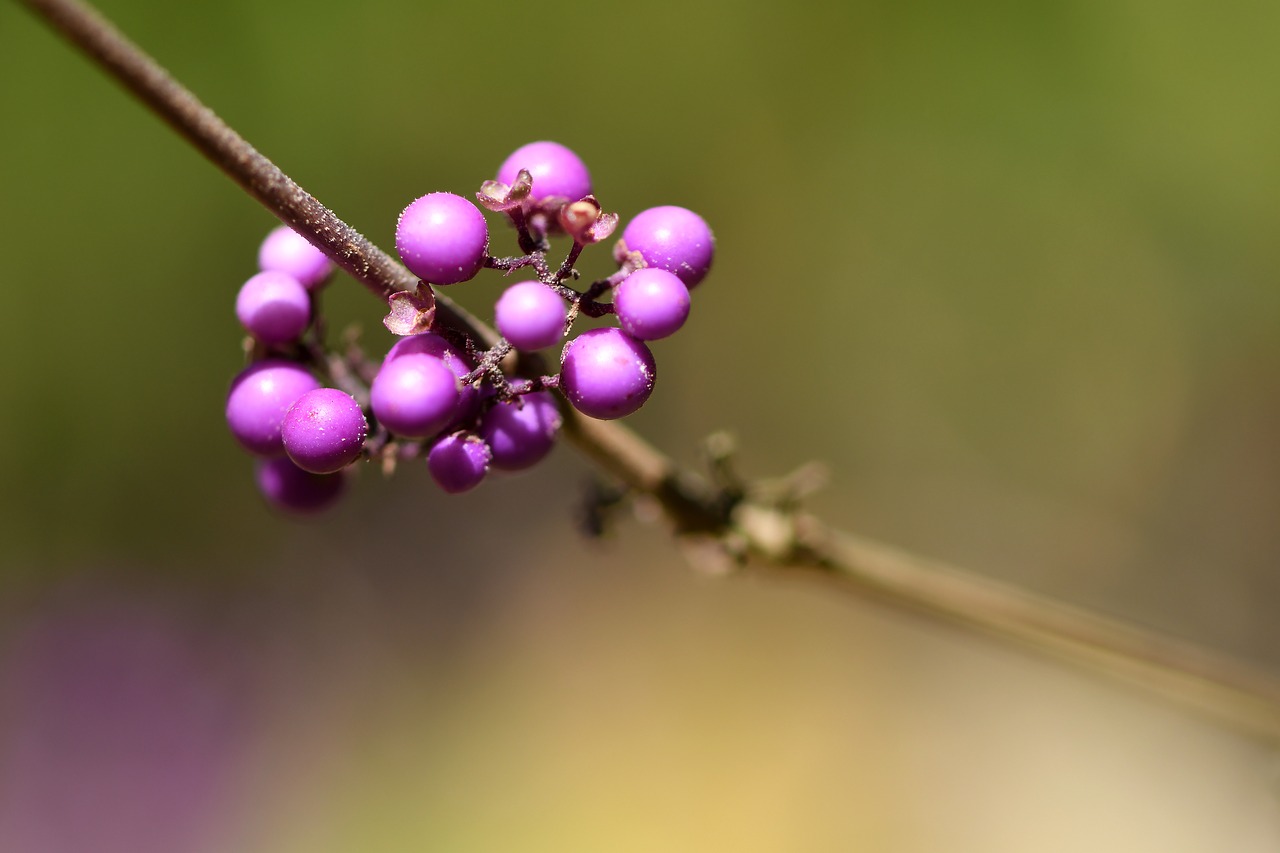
[225,141,713,514]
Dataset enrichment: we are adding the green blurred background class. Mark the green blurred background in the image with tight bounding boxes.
[1,0,1278,850]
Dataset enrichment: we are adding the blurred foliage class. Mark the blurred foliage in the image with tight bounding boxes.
[0,0,1278,849]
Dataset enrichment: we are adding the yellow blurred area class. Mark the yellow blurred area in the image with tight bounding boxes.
[0,0,1278,849]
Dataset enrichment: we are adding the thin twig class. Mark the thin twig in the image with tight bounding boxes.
[17,0,1280,740]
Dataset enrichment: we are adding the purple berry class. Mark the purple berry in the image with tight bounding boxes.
[559,328,656,420]
[497,141,591,203]
[281,388,368,474]
[620,206,715,288]
[478,385,561,471]
[258,225,334,290]
[226,360,320,456]
[369,352,461,439]
[385,332,479,426]
[235,270,311,345]
[255,456,347,514]
[386,331,467,367]
[427,432,492,493]
[395,192,489,285]
[495,281,567,351]
[612,268,690,341]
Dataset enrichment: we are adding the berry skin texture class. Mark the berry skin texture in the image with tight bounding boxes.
[620,206,715,288]
[612,268,690,341]
[495,281,568,351]
[369,352,461,439]
[258,225,334,290]
[395,192,489,285]
[281,388,368,474]
[559,328,657,420]
[255,457,346,514]
[427,432,492,493]
[226,360,321,456]
[235,270,311,345]
[478,386,562,471]
[497,141,591,203]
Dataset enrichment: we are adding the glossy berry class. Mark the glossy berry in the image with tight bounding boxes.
[620,205,714,288]
[385,332,479,426]
[495,281,567,350]
[369,352,461,439]
[560,328,656,420]
[258,225,334,290]
[282,388,367,474]
[226,360,320,456]
[255,456,346,514]
[396,192,489,285]
[478,385,561,471]
[497,141,591,203]
[235,270,311,345]
[427,432,491,493]
[612,268,690,341]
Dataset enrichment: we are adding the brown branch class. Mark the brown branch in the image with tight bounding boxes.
[18,0,1280,741]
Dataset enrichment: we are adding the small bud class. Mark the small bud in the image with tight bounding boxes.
[559,198,600,241]
[558,195,617,245]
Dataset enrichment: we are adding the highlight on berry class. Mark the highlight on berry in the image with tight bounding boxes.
[225,141,714,514]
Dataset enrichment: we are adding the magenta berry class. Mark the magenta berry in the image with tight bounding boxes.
[497,141,591,203]
[369,352,461,439]
[386,331,468,368]
[395,192,489,285]
[620,205,714,288]
[495,281,567,351]
[478,385,561,471]
[226,360,321,456]
[282,388,367,474]
[258,225,334,289]
[612,268,690,341]
[235,270,311,345]
[385,332,479,426]
[255,456,347,514]
[427,432,491,493]
[560,328,656,420]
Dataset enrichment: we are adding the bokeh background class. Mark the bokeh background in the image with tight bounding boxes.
[2,0,1279,850]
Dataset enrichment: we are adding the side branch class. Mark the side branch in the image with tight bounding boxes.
[19,0,1280,740]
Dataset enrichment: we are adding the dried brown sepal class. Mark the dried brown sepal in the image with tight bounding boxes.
[476,169,533,213]
[612,237,648,272]
[382,282,436,336]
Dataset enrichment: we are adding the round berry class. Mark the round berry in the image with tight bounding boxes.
[226,360,320,456]
[369,352,461,439]
[559,328,656,420]
[478,385,561,471]
[282,388,367,474]
[235,270,311,345]
[620,206,714,288]
[386,331,467,367]
[427,432,492,493]
[396,192,489,285]
[258,225,334,289]
[255,457,347,514]
[385,333,479,426]
[495,281,567,351]
[612,268,690,341]
[497,141,591,203]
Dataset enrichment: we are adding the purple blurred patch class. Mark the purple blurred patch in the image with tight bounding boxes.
[0,590,254,853]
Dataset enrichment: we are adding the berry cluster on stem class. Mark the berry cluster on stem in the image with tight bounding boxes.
[225,141,714,513]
